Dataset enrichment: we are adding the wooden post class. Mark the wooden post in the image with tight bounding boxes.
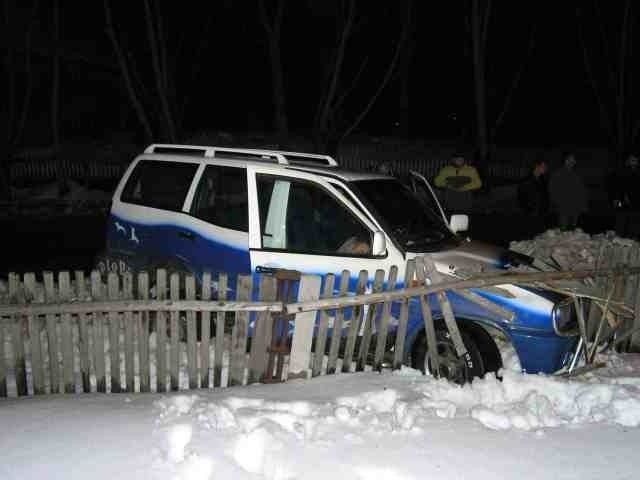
[9,273,27,396]
[75,271,91,393]
[186,275,197,390]
[123,272,135,393]
[107,272,121,393]
[91,271,106,393]
[374,266,398,371]
[312,274,335,377]
[156,269,167,392]
[248,275,277,384]
[342,270,368,373]
[58,272,75,393]
[137,272,150,393]
[25,273,44,395]
[414,256,440,377]
[229,275,252,387]
[43,272,60,394]
[213,273,227,388]
[289,274,322,380]
[357,269,385,371]
[169,273,180,391]
[394,260,415,370]
[327,270,350,375]
[200,271,212,389]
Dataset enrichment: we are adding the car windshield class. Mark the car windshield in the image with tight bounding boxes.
[351,178,457,251]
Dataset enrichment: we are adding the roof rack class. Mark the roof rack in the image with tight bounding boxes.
[144,144,338,167]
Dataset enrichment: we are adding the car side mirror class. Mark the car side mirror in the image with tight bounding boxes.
[372,231,387,256]
[449,214,469,233]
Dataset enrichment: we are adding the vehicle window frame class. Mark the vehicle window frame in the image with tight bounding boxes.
[119,159,199,213]
[255,173,380,258]
[189,164,249,233]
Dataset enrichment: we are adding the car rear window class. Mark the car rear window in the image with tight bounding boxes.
[120,160,198,211]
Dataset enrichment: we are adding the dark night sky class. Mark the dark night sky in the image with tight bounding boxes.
[2,1,638,150]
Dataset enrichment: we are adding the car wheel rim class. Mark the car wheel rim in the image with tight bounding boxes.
[425,339,468,384]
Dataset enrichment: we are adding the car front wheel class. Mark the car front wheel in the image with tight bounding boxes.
[411,326,485,384]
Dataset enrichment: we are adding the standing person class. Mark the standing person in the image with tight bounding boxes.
[548,152,588,230]
[518,159,549,215]
[434,152,482,213]
[613,154,640,236]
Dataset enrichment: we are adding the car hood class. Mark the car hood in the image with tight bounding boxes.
[413,240,534,278]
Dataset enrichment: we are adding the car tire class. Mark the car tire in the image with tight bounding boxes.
[411,323,485,384]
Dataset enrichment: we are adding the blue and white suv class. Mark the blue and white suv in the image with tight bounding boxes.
[102,144,579,382]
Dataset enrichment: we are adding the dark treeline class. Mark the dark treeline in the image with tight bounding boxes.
[1,0,640,164]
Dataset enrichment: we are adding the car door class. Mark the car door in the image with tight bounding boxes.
[408,170,449,226]
[183,163,251,293]
[110,158,200,273]
[247,166,402,288]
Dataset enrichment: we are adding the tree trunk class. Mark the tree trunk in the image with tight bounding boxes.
[52,0,63,197]
[471,0,488,164]
[269,40,288,140]
[258,0,289,141]
[104,0,154,142]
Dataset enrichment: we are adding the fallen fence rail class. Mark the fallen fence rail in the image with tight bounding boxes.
[285,267,640,313]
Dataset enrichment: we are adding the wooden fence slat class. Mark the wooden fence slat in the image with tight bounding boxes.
[230,275,252,386]
[342,270,368,373]
[137,273,150,393]
[24,273,44,395]
[156,269,167,393]
[421,256,467,359]
[91,271,106,393]
[123,273,135,393]
[357,269,385,372]
[248,275,277,384]
[200,272,212,388]
[213,273,227,388]
[169,273,180,391]
[289,275,322,380]
[0,319,6,397]
[374,265,398,371]
[186,275,197,390]
[58,272,75,393]
[107,273,121,393]
[9,273,27,396]
[327,271,350,375]
[414,256,440,376]
[43,272,60,394]
[312,274,335,377]
[75,271,91,393]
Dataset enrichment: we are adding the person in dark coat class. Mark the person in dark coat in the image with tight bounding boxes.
[548,153,588,230]
[518,159,549,215]
[613,154,640,237]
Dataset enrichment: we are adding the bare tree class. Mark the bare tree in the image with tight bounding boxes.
[577,0,638,163]
[52,0,64,195]
[1,0,38,198]
[258,0,288,139]
[312,0,411,153]
[104,1,214,142]
[468,0,536,164]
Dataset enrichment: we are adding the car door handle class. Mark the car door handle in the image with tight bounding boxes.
[256,265,277,274]
[178,231,195,240]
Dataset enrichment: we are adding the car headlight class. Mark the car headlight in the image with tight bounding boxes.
[552,298,579,336]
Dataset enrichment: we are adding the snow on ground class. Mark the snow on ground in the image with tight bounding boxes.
[2,354,640,480]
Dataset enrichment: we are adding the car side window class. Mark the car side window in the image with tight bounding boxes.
[191,165,248,232]
[257,175,372,256]
[121,160,198,211]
